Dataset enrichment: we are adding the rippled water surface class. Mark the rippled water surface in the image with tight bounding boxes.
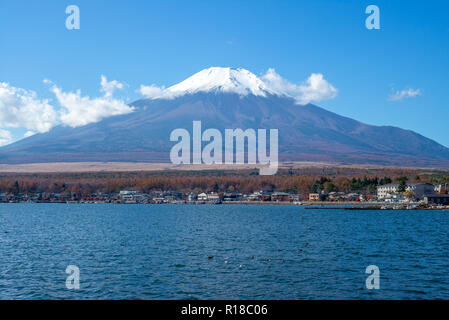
[1,204,449,299]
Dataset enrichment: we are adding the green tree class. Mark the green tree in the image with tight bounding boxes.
[368,184,377,194]
[12,181,20,195]
[397,176,408,193]
[325,182,337,193]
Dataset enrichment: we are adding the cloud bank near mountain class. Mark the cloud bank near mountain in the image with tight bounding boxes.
[139,84,167,99]
[45,76,133,127]
[0,82,59,134]
[260,68,338,104]
[0,129,13,146]
[0,76,133,145]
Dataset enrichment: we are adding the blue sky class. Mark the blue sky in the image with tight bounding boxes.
[1,0,448,146]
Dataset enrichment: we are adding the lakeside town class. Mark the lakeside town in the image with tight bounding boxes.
[1,180,448,209]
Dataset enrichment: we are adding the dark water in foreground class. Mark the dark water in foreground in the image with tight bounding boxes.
[1,204,449,300]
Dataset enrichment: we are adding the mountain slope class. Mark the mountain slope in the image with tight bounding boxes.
[1,67,448,167]
[1,92,449,167]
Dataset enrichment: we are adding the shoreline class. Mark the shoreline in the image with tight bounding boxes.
[0,200,447,210]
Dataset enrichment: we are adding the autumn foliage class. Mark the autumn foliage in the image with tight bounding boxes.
[0,167,446,195]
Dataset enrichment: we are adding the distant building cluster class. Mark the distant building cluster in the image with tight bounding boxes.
[307,182,449,208]
[0,190,299,204]
[1,183,448,208]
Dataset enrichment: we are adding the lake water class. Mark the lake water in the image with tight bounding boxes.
[1,204,449,299]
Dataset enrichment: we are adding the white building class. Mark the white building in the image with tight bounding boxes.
[377,184,399,199]
[119,190,147,203]
[207,192,220,201]
[197,192,208,201]
[377,183,435,200]
[197,192,220,201]
[248,191,262,201]
[120,190,138,196]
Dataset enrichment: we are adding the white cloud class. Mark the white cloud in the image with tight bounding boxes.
[48,75,134,127]
[0,129,13,146]
[260,68,299,95]
[24,131,36,138]
[0,76,134,145]
[100,75,124,98]
[295,73,338,105]
[139,84,185,100]
[261,68,338,105]
[388,88,421,101]
[139,84,167,99]
[0,82,59,133]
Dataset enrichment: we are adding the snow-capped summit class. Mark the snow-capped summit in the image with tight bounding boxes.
[164,67,277,97]
[140,66,339,104]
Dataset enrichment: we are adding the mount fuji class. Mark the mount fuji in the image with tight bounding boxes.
[1,67,449,168]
